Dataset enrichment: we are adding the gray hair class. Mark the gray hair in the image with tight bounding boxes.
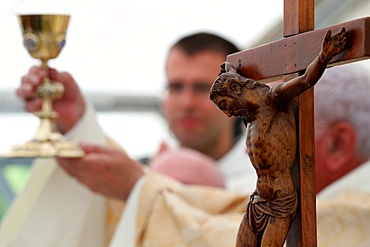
[315,63,370,157]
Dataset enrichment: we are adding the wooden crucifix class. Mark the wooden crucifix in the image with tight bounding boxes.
[212,0,370,246]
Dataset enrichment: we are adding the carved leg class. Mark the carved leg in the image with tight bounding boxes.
[236,212,259,247]
[261,216,292,246]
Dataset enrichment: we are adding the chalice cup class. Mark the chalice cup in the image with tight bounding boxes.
[5,14,84,157]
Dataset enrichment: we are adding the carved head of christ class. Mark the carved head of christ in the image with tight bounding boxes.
[210,70,269,123]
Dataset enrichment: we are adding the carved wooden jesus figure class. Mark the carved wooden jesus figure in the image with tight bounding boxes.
[210,28,347,247]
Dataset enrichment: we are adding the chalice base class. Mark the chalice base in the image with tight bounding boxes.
[4,134,84,158]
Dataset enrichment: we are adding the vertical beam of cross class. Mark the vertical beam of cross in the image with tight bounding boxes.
[284,0,317,246]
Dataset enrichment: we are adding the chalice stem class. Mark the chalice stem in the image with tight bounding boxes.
[33,116,56,141]
[32,60,61,141]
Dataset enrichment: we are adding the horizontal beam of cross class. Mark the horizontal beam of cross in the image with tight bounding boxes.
[227,17,370,82]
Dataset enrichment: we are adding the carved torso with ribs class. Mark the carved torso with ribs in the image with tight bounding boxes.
[246,97,296,201]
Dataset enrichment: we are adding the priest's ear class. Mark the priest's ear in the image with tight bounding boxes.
[325,121,356,172]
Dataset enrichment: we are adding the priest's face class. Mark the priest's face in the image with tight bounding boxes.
[162,48,234,155]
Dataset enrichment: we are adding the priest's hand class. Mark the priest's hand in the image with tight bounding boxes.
[56,144,145,201]
[16,66,86,134]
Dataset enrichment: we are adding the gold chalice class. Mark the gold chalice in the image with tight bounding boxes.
[5,14,84,157]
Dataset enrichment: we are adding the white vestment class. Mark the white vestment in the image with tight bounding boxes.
[0,103,255,246]
[216,135,256,194]
[316,159,370,247]
[0,103,109,247]
[107,152,370,246]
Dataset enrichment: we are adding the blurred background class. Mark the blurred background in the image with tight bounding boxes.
[0,0,370,220]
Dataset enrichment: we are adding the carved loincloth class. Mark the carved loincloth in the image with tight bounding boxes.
[246,192,298,236]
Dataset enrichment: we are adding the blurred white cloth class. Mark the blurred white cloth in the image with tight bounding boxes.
[316,160,370,247]
[217,135,256,195]
[109,173,247,247]
[0,101,108,247]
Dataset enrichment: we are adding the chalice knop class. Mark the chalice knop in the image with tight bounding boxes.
[5,14,84,157]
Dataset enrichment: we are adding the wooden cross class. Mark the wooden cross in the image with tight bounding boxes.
[226,1,370,246]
